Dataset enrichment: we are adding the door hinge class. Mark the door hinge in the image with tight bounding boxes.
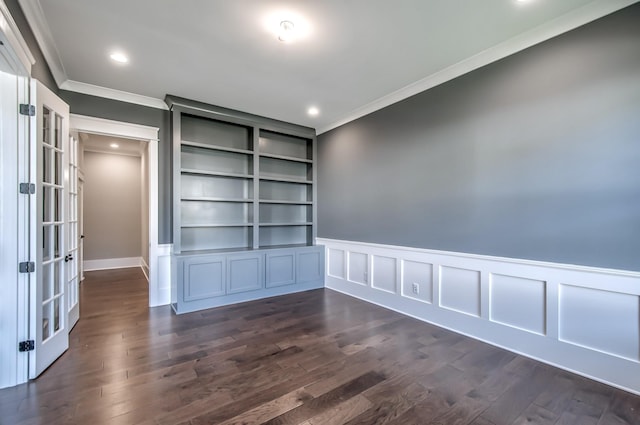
[19,104,36,116]
[19,340,35,352]
[19,183,35,194]
[19,261,35,273]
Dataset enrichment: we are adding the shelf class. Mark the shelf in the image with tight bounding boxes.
[181,223,253,228]
[182,169,253,179]
[259,200,312,205]
[259,152,312,164]
[182,140,253,155]
[259,222,312,227]
[258,243,314,250]
[259,176,312,184]
[182,197,253,203]
[173,102,315,255]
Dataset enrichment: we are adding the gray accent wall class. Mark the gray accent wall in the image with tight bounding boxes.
[60,90,172,243]
[318,4,640,271]
[5,0,58,91]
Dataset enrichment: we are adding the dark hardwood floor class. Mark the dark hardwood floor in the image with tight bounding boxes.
[1,268,638,425]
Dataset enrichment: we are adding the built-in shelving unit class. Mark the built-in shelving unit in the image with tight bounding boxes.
[167,96,323,314]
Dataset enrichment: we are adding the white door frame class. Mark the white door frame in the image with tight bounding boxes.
[0,0,34,390]
[68,114,161,306]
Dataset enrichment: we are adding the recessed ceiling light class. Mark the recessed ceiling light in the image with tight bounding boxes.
[307,107,319,117]
[109,52,129,64]
[110,143,119,148]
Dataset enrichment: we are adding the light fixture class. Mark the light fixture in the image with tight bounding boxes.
[110,143,119,148]
[307,106,319,117]
[109,52,128,64]
[278,21,295,42]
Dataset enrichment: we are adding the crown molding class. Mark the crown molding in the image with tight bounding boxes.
[18,0,66,85]
[62,80,168,110]
[317,0,640,134]
[0,0,35,74]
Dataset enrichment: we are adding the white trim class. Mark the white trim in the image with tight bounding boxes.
[84,257,144,271]
[16,0,64,84]
[70,114,159,141]
[152,244,172,307]
[0,0,35,74]
[317,0,640,134]
[318,238,640,395]
[61,80,168,110]
[69,114,161,307]
[318,237,640,278]
[140,256,149,281]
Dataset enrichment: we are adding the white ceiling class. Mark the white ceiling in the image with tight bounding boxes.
[20,0,638,133]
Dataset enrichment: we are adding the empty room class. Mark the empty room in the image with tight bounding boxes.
[0,1,639,424]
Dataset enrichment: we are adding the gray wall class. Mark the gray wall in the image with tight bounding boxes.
[4,0,57,92]
[83,151,142,260]
[60,90,172,243]
[318,4,640,271]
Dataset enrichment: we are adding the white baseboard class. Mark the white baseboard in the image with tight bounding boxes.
[84,257,144,271]
[317,238,640,395]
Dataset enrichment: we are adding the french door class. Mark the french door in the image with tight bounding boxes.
[67,135,80,328]
[30,81,71,378]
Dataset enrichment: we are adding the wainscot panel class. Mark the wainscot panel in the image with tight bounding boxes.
[318,238,640,395]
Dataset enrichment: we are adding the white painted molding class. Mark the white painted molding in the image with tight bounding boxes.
[69,114,161,307]
[318,238,640,395]
[317,0,640,134]
[69,114,159,141]
[84,257,143,271]
[61,80,168,110]
[17,0,64,84]
[318,237,640,278]
[140,256,149,281]
[0,0,35,74]
[151,244,172,307]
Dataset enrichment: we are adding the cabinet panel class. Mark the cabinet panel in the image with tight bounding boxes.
[181,227,252,251]
[297,248,324,283]
[259,204,310,224]
[182,146,252,175]
[259,131,311,160]
[266,251,296,287]
[182,114,252,150]
[182,174,253,199]
[259,181,310,203]
[183,256,226,301]
[182,201,252,226]
[259,225,310,247]
[228,253,263,294]
[259,157,310,181]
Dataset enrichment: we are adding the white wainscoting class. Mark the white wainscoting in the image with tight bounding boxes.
[151,244,172,307]
[317,238,640,395]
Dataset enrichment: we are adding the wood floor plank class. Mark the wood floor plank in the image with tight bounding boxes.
[1,267,639,425]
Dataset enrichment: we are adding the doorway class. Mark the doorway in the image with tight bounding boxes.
[69,115,159,306]
[78,133,149,276]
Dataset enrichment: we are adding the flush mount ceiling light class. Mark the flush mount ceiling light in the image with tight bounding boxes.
[307,106,319,117]
[110,143,119,148]
[278,21,295,42]
[263,11,311,43]
[109,52,128,64]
